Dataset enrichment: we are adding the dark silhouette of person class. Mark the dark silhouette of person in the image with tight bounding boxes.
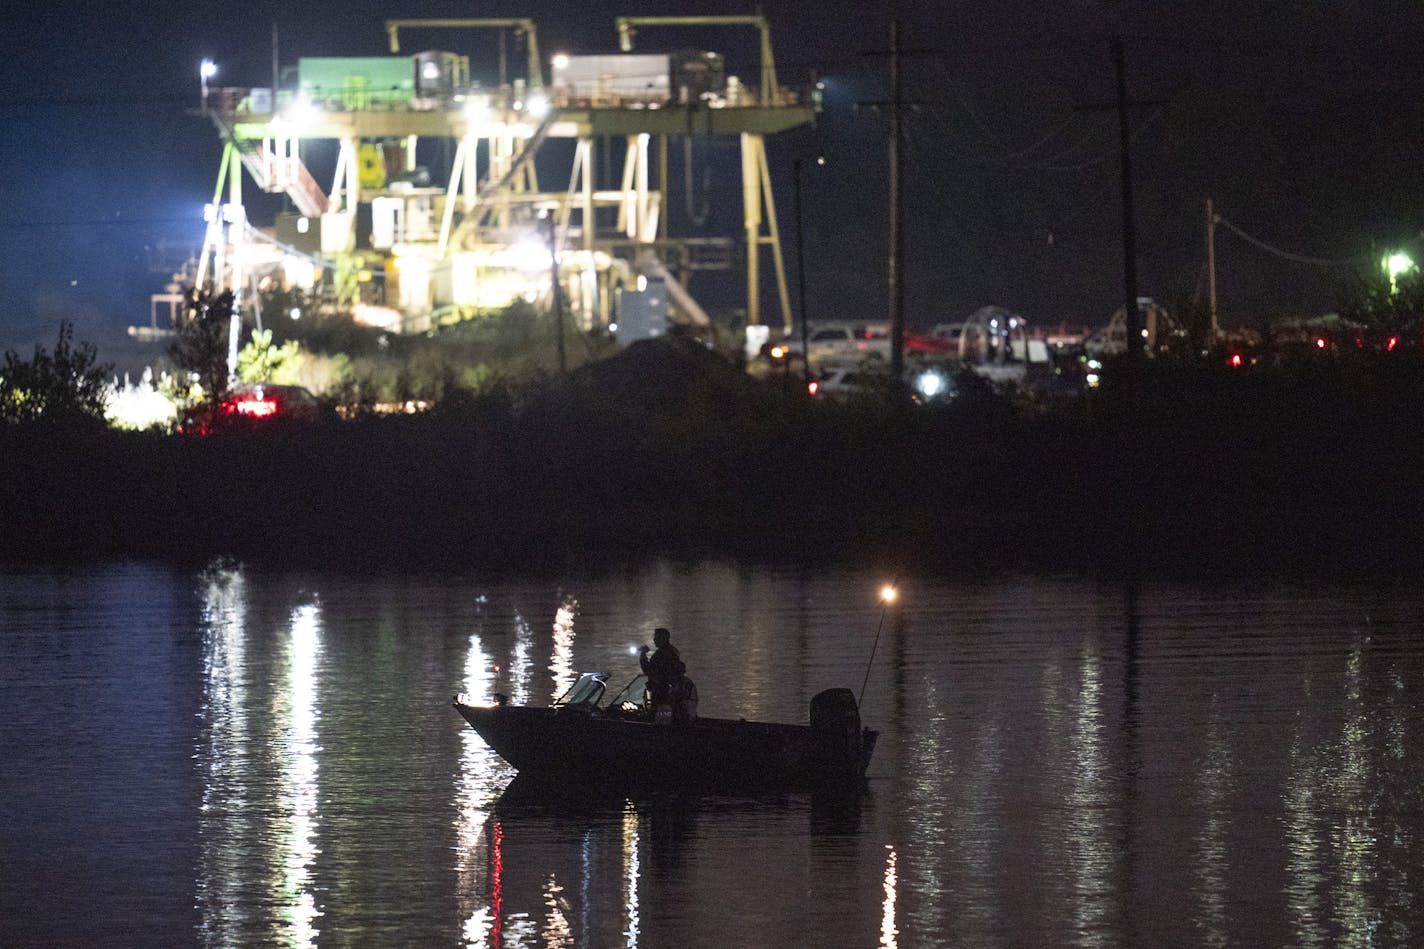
[640,627,686,721]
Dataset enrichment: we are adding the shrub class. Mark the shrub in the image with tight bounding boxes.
[0,320,113,426]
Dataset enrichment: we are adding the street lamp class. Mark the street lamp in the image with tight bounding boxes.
[1384,251,1415,294]
[792,155,824,385]
[200,58,218,110]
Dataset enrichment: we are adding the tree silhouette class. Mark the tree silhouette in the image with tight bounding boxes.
[0,320,113,426]
[170,289,234,400]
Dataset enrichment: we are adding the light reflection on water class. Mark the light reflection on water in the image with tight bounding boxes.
[623,805,641,948]
[280,603,323,946]
[196,568,248,943]
[549,598,578,702]
[880,845,898,948]
[196,575,326,947]
[4,565,1424,946]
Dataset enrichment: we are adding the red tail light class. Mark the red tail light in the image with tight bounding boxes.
[1315,337,1327,349]
[808,381,820,396]
[1387,336,1399,352]
[223,397,278,417]
[1229,353,1243,367]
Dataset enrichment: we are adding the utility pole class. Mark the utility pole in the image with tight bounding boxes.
[1205,197,1219,341]
[888,19,906,380]
[860,21,930,388]
[793,156,814,384]
[1112,36,1142,360]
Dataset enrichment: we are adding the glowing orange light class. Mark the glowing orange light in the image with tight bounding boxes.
[880,585,897,604]
[491,821,504,946]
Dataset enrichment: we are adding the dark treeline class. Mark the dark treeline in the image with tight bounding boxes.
[4,337,1423,578]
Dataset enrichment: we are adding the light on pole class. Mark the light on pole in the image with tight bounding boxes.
[1384,251,1415,294]
[200,59,218,110]
[793,155,824,386]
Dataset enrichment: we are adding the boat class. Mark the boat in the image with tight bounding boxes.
[454,673,877,794]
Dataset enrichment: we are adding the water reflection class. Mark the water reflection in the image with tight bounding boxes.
[510,612,534,707]
[279,604,323,945]
[880,844,899,948]
[196,573,324,946]
[25,566,1424,946]
[1281,633,1408,948]
[196,568,249,942]
[1191,701,1231,948]
[456,598,508,948]
[624,804,641,947]
[550,598,578,701]
[543,873,572,947]
[1066,648,1113,937]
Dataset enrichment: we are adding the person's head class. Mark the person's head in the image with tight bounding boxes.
[653,627,671,647]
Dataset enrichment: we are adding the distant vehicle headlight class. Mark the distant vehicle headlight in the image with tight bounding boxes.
[916,371,944,398]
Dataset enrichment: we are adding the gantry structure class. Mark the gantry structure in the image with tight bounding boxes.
[194,15,815,336]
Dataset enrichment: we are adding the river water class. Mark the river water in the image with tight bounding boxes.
[2,562,1422,947]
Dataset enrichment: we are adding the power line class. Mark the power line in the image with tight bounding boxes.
[0,217,197,231]
[1214,214,1366,267]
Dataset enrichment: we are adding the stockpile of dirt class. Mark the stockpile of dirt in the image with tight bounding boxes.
[556,336,776,417]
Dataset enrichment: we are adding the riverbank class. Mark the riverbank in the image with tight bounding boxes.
[4,338,1423,578]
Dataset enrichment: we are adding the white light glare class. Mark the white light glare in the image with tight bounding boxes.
[552,53,570,70]
[880,585,898,604]
[526,93,550,118]
[200,59,218,79]
[463,98,491,122]
[286,96,321,127]
[916,371,944,398]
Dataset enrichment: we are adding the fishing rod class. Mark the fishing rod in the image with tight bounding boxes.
[857,579,899,711]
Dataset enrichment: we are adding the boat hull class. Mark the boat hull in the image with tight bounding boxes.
[455,702,877,793]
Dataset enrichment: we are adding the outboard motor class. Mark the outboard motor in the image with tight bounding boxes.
[809,688,863,787]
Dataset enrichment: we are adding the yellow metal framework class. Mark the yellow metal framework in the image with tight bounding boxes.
[196,15,809,333]
[385,18,543,91]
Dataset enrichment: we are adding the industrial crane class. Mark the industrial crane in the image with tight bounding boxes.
[385,18,544,91]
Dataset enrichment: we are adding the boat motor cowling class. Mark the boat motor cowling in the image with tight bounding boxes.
[809,688,863,784]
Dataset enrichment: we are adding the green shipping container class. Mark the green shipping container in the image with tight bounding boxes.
[297,57,415,109]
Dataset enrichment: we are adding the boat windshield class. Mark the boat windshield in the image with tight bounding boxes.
[604,674,649,711]
[555,672,607,708]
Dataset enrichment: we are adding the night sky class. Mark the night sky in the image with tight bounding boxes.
[3,1,1423,358]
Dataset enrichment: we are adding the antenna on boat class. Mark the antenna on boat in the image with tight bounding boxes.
[857,580,899,710]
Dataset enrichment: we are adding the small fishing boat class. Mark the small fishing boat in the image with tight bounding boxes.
[454,673,877,794]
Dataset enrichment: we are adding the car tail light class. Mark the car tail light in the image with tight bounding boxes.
[808,381,819,396]
[224,397,279,417]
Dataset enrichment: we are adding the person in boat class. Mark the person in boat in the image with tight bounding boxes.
[640,627,696,724]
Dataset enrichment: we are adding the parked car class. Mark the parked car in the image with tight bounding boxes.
[179,383,327,434]
[929,322,966,350]
[807,366,897,401]
[765,322,892,366]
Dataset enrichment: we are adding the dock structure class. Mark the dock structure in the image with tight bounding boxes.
[192,15,815,337]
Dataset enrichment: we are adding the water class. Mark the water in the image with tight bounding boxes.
[3,562,1422,947]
